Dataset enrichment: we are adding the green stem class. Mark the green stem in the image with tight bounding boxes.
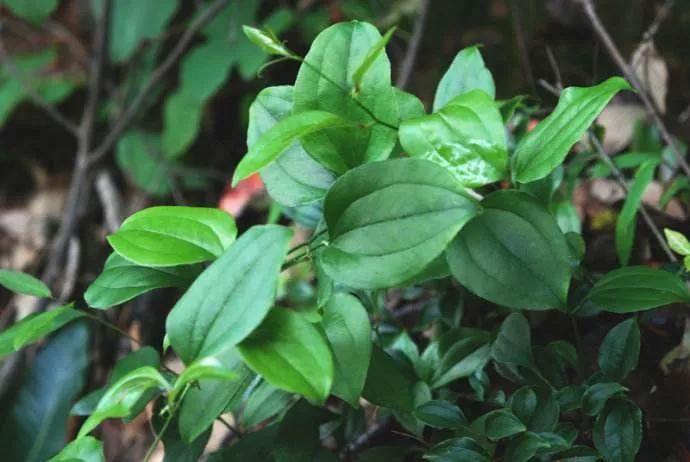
[143,409,174,462]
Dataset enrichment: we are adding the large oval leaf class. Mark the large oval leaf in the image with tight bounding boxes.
[166,225,293,364]
[247,86,336,206]
[322,293,372,406]
[433,46,495,111]
[589,266,690,313]
[322,158,480,289]
[293,21,398,172]
[447,190,571,310]
[238,308,334,402]
[84,253,199,309]
[362,345,416,412]
[399,90,507,187]
[513,77,631,183]
[593,400,642,462]
[107,206,237,267]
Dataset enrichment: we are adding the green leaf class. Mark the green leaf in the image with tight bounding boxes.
[362,344,416,412]
[108,206,237,267]
[0,322,89,462]
[161,91,204,159]
[47,436,104,462]
[492,313,534,369]
[167,225,292,364]
[665,228,690,256]
[322,158,480,289]
[513,77,631,183]
[589,266,690,313]
[84,253,199,309]
[395,88,426,121]
[153,403,211,462]
[170,357,236,403]
[432,336,491,388]
[593,400,642,462]
[108,0,178,63]
[552,446,600,462]
[415,400,467,429]
[447,190,571,310]
[248,86,335,206]
[293,21,398,172]
[242,25,295,58]
[475,409,527,440]
[616,161,657,265]
[0,305,84,356]
[399,90,508,187]
[78,366,171,438]
[115,130,172,197]
[2,0,59,24]
[352,26,396,90]
[241,381,294,428]
[233,110,350,185]
[424,437,491,462]
[207,425,278,461]
[598,318,640,381]
[272,400,333,462]
[507,388,560,433]
[433,46,495,111]
[0,269,52,298]
[322,293,372,406]
[582,382,628,416]
[504,432,551,462]
[238,308,334,402]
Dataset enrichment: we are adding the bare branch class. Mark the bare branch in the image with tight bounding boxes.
[395,0,430,90]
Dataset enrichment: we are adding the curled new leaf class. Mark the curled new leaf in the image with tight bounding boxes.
[242,25,295,58]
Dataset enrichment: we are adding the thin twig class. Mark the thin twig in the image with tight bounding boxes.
[395,0,430,90]
[509,0,537,94]
[642,0,675,42]
[577,0,690,179]
[0,22,79,135]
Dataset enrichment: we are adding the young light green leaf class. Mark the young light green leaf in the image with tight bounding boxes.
[238,308,334,402]
[598,318,640,381]
[293,21,398,172]
[322,158,480,289]
[322,293,372,406]
[78,366,171,439]
[616,161,657,265]
[362,345,416,412]
[242,25,295,58]
[400,90,508,187]
[589,266,690,313]
[0,305,84,356]
[108,206,237,267]
[241,380,294,428]
[582,382,628,416]
[0,269,52,298]
[424,437,491,462]
[84,253,199,309]
[665,228,690,256]
[166,225,292,364]
[352,26,397,91]
[233,110,350,185]
[170,357,237,403]
[513,77,631,183]
[47,436,104,462]
[433,46,495,111]
[447,190,571,310]
[415,400,467,429]
[492,313,535,369]
[593,400,642,462]
[248,86,336,207]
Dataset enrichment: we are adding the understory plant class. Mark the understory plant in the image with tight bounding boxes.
[2,19,690,462]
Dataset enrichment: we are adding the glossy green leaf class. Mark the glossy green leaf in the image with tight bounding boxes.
[293,21,398,172]
[475,409,527,440]
[170,357,237,403]
[322,158,480,289]
[424,437,491,462]
[0,305,84,356]
[665,228,690,256]
[249,86,336,206]
[108,0,178,62]
[513,77,631,183]
[433,46,495,111]
[84,253,199,309]
[589,266,690,313]
[167,225,292,364]
[0,323,89,462]
[400,90,508,187]
[238,308,334,402]
[395,88,426,121]
[242,25,295,58]
[322,293,372,406]
[0,269,51,298]
[241,381,294,428]
[415,400,467,429]
[47,436,104,462]
[599,318,640,381]
[492,313,535,369]
[447,190,571,310]
[432,337,491,388]
[616,161,657,265]
[3,0,59,24]
[78,366,171,438]
[352,26,396,90]
[362,345,416,412]
[582,382,628,416]
[593,400,642,462]
[108,206,236,267]
[233,110,350,185]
